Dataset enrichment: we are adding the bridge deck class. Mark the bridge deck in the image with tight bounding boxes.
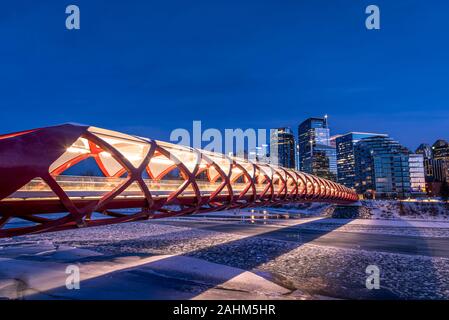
[6,175,266,200]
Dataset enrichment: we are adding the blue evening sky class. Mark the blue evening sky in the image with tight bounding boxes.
[0,0,448,150]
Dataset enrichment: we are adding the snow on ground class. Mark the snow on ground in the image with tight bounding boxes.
[2,218,449,299]
[295,218,449,238]
[179,208,449,238]
[0,244,292,300]
[1,201,449,299]
[259,242,449,300]
[363,200,449,221]
[0,222,240,255]
[274,200,449,221]
[261,200,449,238]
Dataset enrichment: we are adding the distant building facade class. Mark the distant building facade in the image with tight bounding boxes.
[354,136,411,199]
[415,140,449,197]
[297,117,337,181]
[335,132,387,189]
[415,143,433,160]
[270,127,296,169]
[409,153,426,196]
[432,139,449,181]
[329,135,341,148]
[432,140,449,161]
[423,158,446,182]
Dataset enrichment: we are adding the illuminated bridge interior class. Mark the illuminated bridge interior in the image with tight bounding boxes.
[0,124,357,238]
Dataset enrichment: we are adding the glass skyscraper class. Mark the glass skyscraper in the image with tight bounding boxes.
[354,136,412,199]
[415,140,449,197]
[335,132,387,189]
[270,127,296,169]
[432,140,449,161]
[415,143,433,159]
[298,117,337,181]
[416,143,446,183]
[432,139,449,181]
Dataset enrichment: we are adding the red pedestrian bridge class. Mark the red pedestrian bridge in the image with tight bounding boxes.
[0,124,357,238]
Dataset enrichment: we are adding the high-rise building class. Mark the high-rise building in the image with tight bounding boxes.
[354,136,411,199]
[409,154,426,196]
[270,127,296,169]
[415,143,445,181]
[415,143,433,159]
[415,142,447,197]
[297,117,337,181]
[432,140,449,161]
[329,135,342,148]
[432,139,449,181]
[423,158,446,182]
[335,132,387,189]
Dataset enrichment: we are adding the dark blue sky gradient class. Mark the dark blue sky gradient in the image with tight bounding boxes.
[1,0,448,150]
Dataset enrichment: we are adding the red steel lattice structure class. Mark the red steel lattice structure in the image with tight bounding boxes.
[0,124,357,238]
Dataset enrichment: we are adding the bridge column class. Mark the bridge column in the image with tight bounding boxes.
[327,202,372,219]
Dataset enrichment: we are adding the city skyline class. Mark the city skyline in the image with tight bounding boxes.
[266,116,446,198]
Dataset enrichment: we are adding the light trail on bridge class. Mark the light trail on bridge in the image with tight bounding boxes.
[0,124,357,238]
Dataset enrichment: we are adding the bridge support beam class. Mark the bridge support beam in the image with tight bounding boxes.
[327,202,372,219]
[0,124,358,238]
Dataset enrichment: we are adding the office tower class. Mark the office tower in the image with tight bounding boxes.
[415,140,449,196]
[409,153,427,196]
[422,158,446,196]
[335,132,387,189]
[416,142,447,182]
[329,135,341,148]
[297,117,337,181]
[432,139,449,181]
[354,136,411,199]
[270,127,296,169]
[432,139,449,161]
[415,143,433,159]
[422,158,446,183]
[415,143,446,196]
